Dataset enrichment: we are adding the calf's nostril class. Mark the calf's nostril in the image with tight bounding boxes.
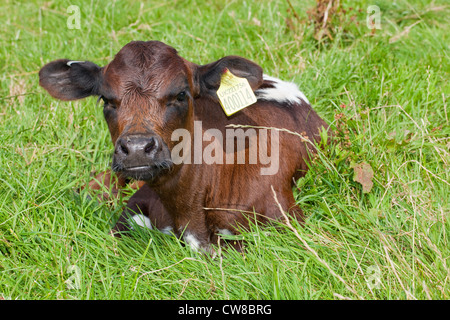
[144,138,156,154]
[119,140,129,155]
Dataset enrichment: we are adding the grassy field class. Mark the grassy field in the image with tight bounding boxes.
[0,0,448,300]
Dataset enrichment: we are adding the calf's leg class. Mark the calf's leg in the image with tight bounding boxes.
[111,184,174,236]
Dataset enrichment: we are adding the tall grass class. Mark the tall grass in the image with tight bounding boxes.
[0,0,448,299]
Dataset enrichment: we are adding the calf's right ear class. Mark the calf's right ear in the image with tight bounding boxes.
[39,59,102,101]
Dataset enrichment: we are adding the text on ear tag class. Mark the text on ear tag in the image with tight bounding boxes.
[217,68,257,116]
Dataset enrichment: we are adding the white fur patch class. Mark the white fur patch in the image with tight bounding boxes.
[255,74,309,105]
[184,232,202,252]
[216,228,234,236]
[160,226,173,235]
[66,60,85,67]
[130,214,153,230]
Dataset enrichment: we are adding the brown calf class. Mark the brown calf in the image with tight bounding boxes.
[39,40,328,252]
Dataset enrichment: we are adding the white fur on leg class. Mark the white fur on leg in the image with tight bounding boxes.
[216,228,234,236]
[160,226,173,235]
[130,214,153,230]
[183,232,202,252]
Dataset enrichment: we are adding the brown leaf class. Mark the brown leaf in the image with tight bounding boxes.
[352,162,374,193]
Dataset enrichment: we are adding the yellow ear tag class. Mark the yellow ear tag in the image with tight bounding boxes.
[217,68,257,116]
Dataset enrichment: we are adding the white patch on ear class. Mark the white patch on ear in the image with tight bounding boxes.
[130,214,153,230]
[66,60,85,67]
[255,74,310,105]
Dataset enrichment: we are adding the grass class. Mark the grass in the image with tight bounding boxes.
[0,0,449,300]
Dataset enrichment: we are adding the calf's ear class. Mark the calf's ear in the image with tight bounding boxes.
[196,56,263,100]
[39,59,102,101]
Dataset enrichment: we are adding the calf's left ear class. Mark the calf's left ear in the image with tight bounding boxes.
[39,59,102,101]
[196,55,263,100]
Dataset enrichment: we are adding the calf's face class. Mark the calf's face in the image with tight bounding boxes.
[39,41,263,184]
[101,41,192,182]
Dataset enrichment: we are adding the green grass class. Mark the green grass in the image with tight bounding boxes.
[0,0,449,300]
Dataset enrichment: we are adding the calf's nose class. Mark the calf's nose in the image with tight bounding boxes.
[115,136,159,162]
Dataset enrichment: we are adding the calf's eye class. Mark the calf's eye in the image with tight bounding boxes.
[176,91,187,102]
[98,95,116,109]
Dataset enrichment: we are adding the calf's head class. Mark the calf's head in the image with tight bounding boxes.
[40,41,263,184]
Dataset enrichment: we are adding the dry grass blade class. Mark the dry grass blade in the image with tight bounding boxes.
[271,185,364,300]
[383,246,417,300]
[389,21,421,44]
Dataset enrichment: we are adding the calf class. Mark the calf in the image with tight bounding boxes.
[39,40,328,252]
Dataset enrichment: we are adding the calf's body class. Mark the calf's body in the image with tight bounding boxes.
[39,40,328,251]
